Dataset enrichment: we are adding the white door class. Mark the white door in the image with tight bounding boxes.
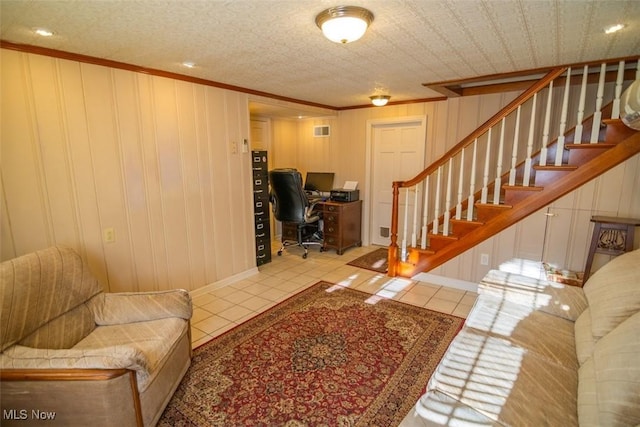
[370,118,427,246]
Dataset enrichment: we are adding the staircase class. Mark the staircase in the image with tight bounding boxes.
[388,58,640,278]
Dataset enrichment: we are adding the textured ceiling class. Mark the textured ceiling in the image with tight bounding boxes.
[1,0,639,113]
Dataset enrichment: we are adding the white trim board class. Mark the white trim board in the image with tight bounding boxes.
[412,272,479,293]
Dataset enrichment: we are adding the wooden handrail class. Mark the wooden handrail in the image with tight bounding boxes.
[394,67,567,189]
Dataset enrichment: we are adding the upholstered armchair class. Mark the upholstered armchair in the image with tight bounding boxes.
[0,246,192,426]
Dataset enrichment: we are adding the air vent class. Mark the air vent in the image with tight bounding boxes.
[313,125,330,137]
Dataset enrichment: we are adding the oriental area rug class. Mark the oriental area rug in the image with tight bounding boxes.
[159,281,463,427]
[346,247,389,273]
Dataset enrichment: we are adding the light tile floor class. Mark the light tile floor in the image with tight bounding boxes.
[189,242,478,426]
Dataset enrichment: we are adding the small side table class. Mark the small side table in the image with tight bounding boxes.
[583,216,640,282]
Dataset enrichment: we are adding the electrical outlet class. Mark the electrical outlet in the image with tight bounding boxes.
[480,253,489,266]
[103,228,116,243]
[230,141,238,154]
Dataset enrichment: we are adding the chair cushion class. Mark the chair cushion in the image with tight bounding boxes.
[0,246,102,351]
[72,317,188,392]
[583,249,640,339]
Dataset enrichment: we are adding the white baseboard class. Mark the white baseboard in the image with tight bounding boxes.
[412,272,478,293]
[190,267,259,297]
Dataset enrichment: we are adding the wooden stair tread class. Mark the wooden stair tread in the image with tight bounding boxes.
[502,185,544,191]
[450,218,483,225]
[565,143,616,149]
[428,233,459,241]
[533,165,577,171]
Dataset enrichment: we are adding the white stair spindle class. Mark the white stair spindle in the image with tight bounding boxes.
[455,148,465,220]
[523,92,538,187]
[554,67,571,166]
[443,158,453,236]
[411,186,419,247]
[508,106,522,186]
[539,80,554,166]
[636,60,640,80]
[433,166,442,235]
[481,128,492,203]
[574,65,588,144]
[493,118,506,205]
[401,188,409,261]
[590,63,606,144]
[467,139,478,221]
[420,176,429,249]
[611,61,625,119]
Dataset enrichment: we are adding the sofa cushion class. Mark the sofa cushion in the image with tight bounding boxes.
[574,308,595,366]
[582,248,640,339]
[480,269,587,321]
[577,358,599,427]
[592,311,640,425]
[0,246,102,351]
[427,326,578,426]
[465,295,577,368]
[72,317,188,392]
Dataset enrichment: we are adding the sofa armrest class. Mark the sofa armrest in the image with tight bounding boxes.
[88,289,192,325]
[0,345,149,382]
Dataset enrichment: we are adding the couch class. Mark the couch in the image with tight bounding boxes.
[415,248,640,426]
[0,246,193,426]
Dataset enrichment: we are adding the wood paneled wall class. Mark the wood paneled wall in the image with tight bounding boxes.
[268,93,640,283]
[1,49,254,292]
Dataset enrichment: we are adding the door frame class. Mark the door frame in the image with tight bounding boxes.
[364,115,427,247]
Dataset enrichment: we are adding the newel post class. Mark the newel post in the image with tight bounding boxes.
[388,181,401,276]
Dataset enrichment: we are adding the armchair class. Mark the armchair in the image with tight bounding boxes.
[0,246,192,426]
[269,168,323,259]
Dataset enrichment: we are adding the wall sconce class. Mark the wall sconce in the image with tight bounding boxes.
[315,6,374,44]
[370,95,390,107]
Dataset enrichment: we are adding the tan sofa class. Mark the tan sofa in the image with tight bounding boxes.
[0,246,192,426]
[415,248,640,426]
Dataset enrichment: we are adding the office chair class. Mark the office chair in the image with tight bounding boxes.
[269,168,323,259]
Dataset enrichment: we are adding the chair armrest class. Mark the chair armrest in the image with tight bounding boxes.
[0,345,149,381]
[88,289,192,325]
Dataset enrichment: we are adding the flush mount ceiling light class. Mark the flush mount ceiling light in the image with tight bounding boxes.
[604,23,625,34]
[315,6,374,44]
[34,28,53,37]
[370,95,390,107]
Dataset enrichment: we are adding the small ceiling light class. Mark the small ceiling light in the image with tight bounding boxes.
[315,6,374,44]
[370,95,390,107]
[604,23,625,34]
[182,61,196,68]
[35,28,53,37]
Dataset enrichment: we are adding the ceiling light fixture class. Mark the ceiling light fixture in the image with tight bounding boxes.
[370,95,390,107]
[315,6,374,44]
[604,23,625,34]
[35,28,53,37]
[182,61,196,68]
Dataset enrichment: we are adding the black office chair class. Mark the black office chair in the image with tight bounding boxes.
[269,168,323,259]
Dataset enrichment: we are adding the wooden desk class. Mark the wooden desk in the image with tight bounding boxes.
[282,200,362,255]
[583,215,640,281]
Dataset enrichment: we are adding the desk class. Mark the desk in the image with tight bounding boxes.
[583,215,640,281]
[283,200,362,255]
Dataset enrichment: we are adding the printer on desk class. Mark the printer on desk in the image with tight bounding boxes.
[330,189,359,202]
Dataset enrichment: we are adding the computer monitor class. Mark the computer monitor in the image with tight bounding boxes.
[304,172,335,193]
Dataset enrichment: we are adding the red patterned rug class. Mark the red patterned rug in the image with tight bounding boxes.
[159,281,463,426]
[347,247,389,273]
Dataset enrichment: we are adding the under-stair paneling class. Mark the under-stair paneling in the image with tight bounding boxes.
[1,48,253,293]
[543,153,640,273]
